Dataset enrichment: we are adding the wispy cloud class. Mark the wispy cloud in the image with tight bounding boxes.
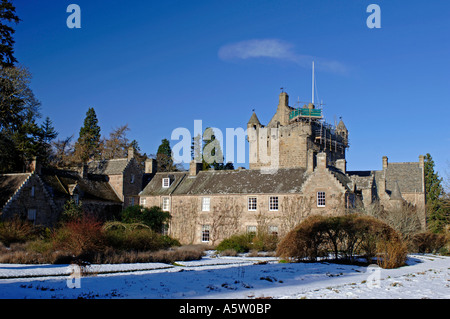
[218,39,347,74]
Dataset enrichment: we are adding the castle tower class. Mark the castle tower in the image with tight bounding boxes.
[248,91,348,171]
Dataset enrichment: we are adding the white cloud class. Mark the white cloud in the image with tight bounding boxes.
[218,39,347,74]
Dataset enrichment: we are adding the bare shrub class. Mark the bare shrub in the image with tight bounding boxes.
[0,218,37,247]
[276,214,407,268]
[409,232,448,253]
[376,238,408,269]
[52,215,105,256]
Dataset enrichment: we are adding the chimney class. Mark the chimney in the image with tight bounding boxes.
[382,156,388,170]
[307,149,315,173]
[316,152,327,170]
[145,158,157,175]
[29,157,41,174]
[80,164,88,179]
[336,159,346,174]
[378,171,386,195]
[419,155,424,168]
[128,146,135,161]
[189,160,202,176]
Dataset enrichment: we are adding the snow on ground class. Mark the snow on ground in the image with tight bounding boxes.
[0,253,448,299]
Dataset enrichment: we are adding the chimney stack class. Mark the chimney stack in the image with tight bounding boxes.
[29,157,41,174]
[80,163,88,179]
[128,146,135,161]
[419,155,424,168]
[336,159,346,174]
[189,160,202,176]
[316,152,327,170]
[145,158,157,175]
[382,156,388,170]
[307,150,315,173]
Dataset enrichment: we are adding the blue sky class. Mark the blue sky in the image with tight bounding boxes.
[12,0,450,180]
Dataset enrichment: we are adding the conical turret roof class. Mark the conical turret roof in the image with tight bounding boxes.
[248,112,261,125]
[390,180,403,200]
[337,118,347,131]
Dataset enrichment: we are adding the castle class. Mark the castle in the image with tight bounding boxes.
[0,91,426,245]
[139,91,426,244]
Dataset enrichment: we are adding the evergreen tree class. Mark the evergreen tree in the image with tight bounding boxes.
[202,127,233,170]
[156,138,175,172]
[0,0,20,67]
[0,66,43,172]
[0,2,56,172]
[40,116,58,144]
[424,153,447,233]
[74,107,101,163]
[37,116,58,166]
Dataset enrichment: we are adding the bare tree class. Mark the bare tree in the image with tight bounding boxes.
[170,197,199,244]
[207,197,244,245]
[101,124,130,160]
[50,135,75,168]
[279,195,313,238]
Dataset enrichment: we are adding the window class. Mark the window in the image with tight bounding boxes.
[31,186,35,198]
[162,224,169,236]
[140,197,146,206]
[130,197,135,206]
[201,225,210,242]
[248,197,257,211]
[130,174,135,184]
[162,178,170,188]
[202,197,210,211]
[162,197,170,211]
[73,194,79,205]
[269,226,278,236]
[269,196,279,211]
[27,209,36,222]
[247,225,257,235]
[317,191,326,207]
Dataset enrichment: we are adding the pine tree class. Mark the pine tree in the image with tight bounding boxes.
[74,107,101,163]
[40,116,58,144]
[0,0,20,67]
[424,153,447,233]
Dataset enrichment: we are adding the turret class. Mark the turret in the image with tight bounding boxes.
[336,118,348,144]
[247,111,261,130]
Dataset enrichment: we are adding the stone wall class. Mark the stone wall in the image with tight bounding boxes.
[1,174,57,226]
[140,179,348,245]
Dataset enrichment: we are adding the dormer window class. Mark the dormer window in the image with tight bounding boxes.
[162,178,171,188]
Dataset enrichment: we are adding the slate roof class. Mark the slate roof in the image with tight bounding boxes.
[139,172,187,196]
[347,171,374,191]
[140,168,308,196]
[348,162,423,195]
[0,173,31,208]
[39,168,121,203]
[86,158,130,175]
[384,162,423,193]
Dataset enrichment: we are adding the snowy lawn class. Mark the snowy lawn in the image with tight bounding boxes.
[0,253,448,299]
